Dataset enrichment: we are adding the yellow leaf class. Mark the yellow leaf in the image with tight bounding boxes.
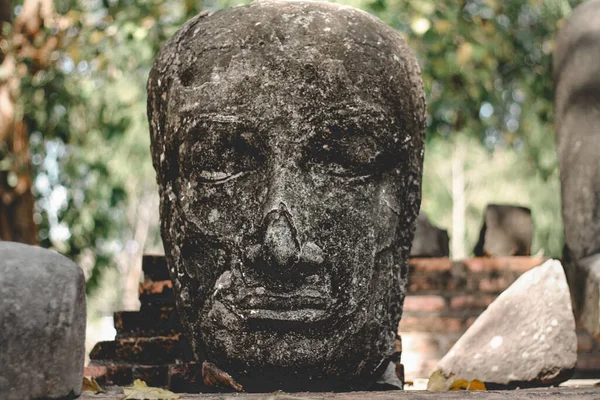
[468,380,486,390]
[449,379,470,391]
[427,370,486,391]
[122,379,179,400]
[426,370,452,391]
[133,379,147,388]
[82,376,104,393]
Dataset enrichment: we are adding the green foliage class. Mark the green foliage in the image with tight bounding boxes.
[18,0,579,294]
[354,0,578,256]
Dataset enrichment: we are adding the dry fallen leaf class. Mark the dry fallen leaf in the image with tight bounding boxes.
[449,378,485,391]
[121,379,180,400]
[82,376,104,394]
[427,370,452,391]
[427,370,486,391]
[202,360,245,392]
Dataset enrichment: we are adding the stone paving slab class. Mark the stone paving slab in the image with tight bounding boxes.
[81,387,600,400]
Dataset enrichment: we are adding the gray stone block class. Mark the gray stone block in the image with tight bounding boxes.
[473,204,532,257]
[410,212,449,258]
[577,254,600,340]
[0,242,86,400]
[438,260,577,387]
[554,0,600,338]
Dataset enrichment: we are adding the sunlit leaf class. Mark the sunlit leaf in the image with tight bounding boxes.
[427,370,452,391]
[82,376,104,393]
[122,379,180,400]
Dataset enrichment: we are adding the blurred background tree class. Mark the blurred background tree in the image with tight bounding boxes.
[0,0,583,332]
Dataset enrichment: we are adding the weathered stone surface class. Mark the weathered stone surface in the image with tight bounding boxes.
[554,0,600,338]
[89,335,194,365]
[437,260,577,387]
[410,213,449,258]
[577,254,600,340]
[148,0,425,391]
[473,204,532,257]
[142,254,171,281]
[0,242,86,400]
[114,306,182,338]
[79,387,600,400]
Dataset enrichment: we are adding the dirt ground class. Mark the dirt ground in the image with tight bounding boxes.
[80,385,600,400]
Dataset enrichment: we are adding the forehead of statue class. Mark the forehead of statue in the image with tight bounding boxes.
[169,55,403,150]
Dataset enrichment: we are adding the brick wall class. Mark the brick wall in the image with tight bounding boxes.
[400,257,600,381]
[87,255,600,388]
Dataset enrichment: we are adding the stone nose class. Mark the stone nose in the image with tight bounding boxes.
[263,205,301,272]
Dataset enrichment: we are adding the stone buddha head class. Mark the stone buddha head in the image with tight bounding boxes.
[148,0,425,391]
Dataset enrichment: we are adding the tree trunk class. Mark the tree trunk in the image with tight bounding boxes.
[0,0,57,245]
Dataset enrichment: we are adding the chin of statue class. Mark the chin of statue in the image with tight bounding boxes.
[199,295,395,392]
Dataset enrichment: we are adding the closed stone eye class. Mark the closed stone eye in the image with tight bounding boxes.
[198,170,251,184]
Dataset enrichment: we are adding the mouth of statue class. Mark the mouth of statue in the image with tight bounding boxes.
[233,289,333,323]
[213,270,335,324]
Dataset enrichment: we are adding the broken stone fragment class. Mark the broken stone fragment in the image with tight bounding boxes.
[410,212,450,258]
[437,259,576,388]
[0,242,86,400]
[473,204,532,257]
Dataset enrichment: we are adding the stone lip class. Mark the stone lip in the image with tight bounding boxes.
[0,242,86,400]
[438,259,577,387]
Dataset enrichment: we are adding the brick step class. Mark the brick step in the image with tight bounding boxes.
[139,279,175,306]
[114,306,182,339]
[89,335,194,365]
[408,257,545,274]
[142,255,170,282]
[407,257,544,294]
[84,362,206,393]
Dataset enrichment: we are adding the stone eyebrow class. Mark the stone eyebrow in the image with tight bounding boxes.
[178,109,242,124]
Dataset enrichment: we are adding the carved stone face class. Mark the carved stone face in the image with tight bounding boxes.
[148,0,425,391]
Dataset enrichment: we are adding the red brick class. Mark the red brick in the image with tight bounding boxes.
[399,316,463,333]
[139,280,175,306]
[114,306,182,338]
[408,258,452,273]
[88,335,194,365]
[465,316,478,328]
[139,280,172,295]
[462,257,545,273]
[407,273,456,293]
[84,365,107,377]
[449,295,496,310]
[403,295,446,312]
[478,276,510,293]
